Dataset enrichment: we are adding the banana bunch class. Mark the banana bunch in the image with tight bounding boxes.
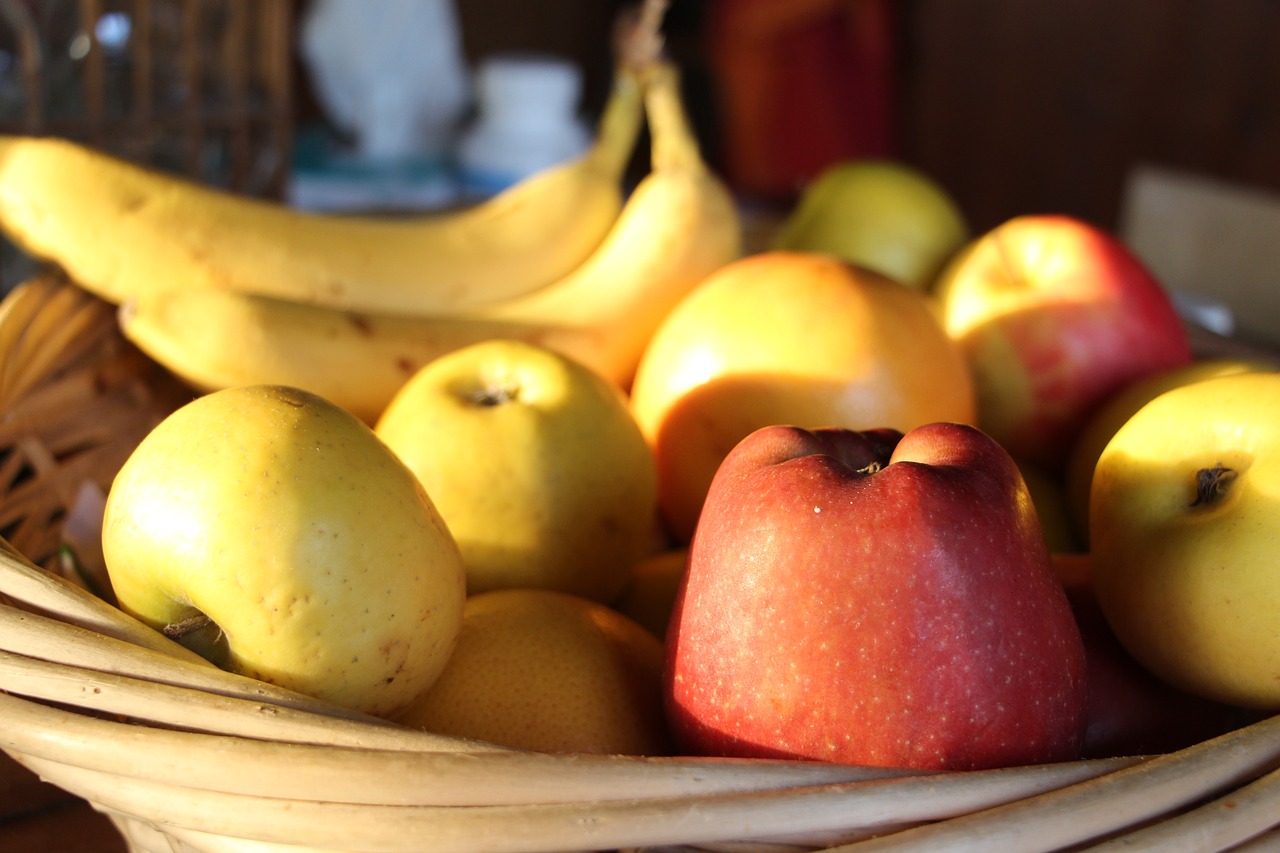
[0,66,644,315]
[18,60,740,424]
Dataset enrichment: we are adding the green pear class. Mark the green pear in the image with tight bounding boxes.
[772,159,969,290]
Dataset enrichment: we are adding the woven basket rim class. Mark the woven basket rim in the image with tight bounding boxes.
[3,531,1280,852]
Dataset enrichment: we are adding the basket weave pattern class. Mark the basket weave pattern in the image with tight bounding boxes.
[0,273,187,576]
[0,277,1278,852]
[0,0,293,195]
[0,0,293,290]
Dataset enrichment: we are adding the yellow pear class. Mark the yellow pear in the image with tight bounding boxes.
[394,588,671,755]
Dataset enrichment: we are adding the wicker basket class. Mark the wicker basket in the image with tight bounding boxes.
[1,277,1280,853]
[0,0,292,191]
[0,271,189,578]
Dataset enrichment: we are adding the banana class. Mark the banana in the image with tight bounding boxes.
[0,68,643,315]
[117,61,743,424]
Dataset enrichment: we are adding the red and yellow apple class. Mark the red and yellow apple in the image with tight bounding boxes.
[936,214,1192,471]
[1090,371,1280,710]
[665,422,1088,770]
[629,251,975,542]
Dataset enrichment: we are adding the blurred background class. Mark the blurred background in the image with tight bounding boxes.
[4,0,1280,230]
[315,0,1280,234]
[6,0,1280,340]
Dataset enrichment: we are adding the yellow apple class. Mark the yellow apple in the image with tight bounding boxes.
[375,339,658,603]
[1064,358,1272,547]
[1090,371,1280,709]
[102,385,467,718]
[393,588,671,755]
[629,251,975,542]
[772,159,969,290]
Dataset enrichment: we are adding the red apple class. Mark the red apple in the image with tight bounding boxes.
[665,422,1088,771]
[936,214,1192,471]
[1054,554,1262,759]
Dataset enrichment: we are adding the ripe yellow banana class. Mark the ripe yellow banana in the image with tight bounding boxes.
[0,69,643,315]
[117,61,742,424]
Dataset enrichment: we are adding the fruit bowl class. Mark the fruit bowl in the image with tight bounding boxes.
[2,277,1280,853]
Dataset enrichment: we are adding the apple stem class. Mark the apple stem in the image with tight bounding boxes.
[1191,464,1237,507]
[164,612,215,641]
[467,385,518,407]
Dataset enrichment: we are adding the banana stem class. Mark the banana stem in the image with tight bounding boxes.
[644,62,705,175]
[621,0,670,70]
[585,67,645,177]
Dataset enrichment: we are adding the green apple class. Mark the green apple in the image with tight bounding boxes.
[375,339,659,603]
[102,385,467,718]
[771,159,969,290]
[1090,371,1280,709]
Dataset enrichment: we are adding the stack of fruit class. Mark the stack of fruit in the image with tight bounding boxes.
[0,5,1277,790]
[645,191,1276,767]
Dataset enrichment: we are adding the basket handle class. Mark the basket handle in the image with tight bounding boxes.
[0,0,44,131]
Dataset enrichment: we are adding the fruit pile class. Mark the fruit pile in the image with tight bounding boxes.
[0,7,1276,781]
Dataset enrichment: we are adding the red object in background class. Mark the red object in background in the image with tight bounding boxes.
[706,0,898,200]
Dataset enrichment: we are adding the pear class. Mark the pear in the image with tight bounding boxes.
[773,159,969,291]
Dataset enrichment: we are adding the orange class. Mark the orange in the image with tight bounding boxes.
[392,588,671,755]
[628,250,976,542]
